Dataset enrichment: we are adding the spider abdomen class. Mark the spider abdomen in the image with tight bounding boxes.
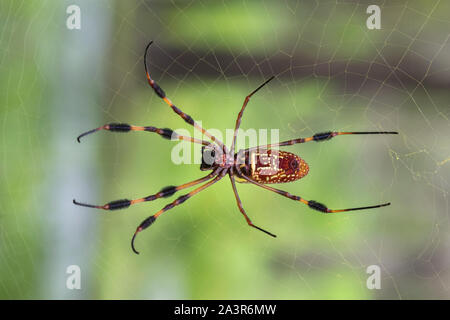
[238,149,309,184]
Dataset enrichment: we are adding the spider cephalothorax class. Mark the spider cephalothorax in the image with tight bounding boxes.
[74,41,398,254]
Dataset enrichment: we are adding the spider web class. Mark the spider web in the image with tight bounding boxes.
[1,0,449,299]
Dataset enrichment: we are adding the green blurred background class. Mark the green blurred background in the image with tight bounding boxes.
[1,0,449,299]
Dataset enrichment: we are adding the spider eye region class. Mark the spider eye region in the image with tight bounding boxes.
[200,146,221,170]
[202,148,215,165]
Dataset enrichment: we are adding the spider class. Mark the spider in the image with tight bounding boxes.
[74,41,398,254]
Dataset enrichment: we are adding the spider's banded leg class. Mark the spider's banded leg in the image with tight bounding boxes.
[230,76,275,155]
[229,172,276,238]
[239,173,391,214]
[73,172,218,211]
[144,41,227,152]
[131,169,226,254]
[255,131,398,149]
[76,123,211,146]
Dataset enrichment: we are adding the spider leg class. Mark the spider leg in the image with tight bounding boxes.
[238,172,391,214]
[251,131,398,149]
[76,123,211,146]
[230,76,275,155]
[131,168,226,254]
[229,171,276,238]
[144,41,227,153]
[73,171,218,211]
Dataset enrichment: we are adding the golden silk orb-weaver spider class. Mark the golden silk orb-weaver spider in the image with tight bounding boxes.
[73,41,398,254]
